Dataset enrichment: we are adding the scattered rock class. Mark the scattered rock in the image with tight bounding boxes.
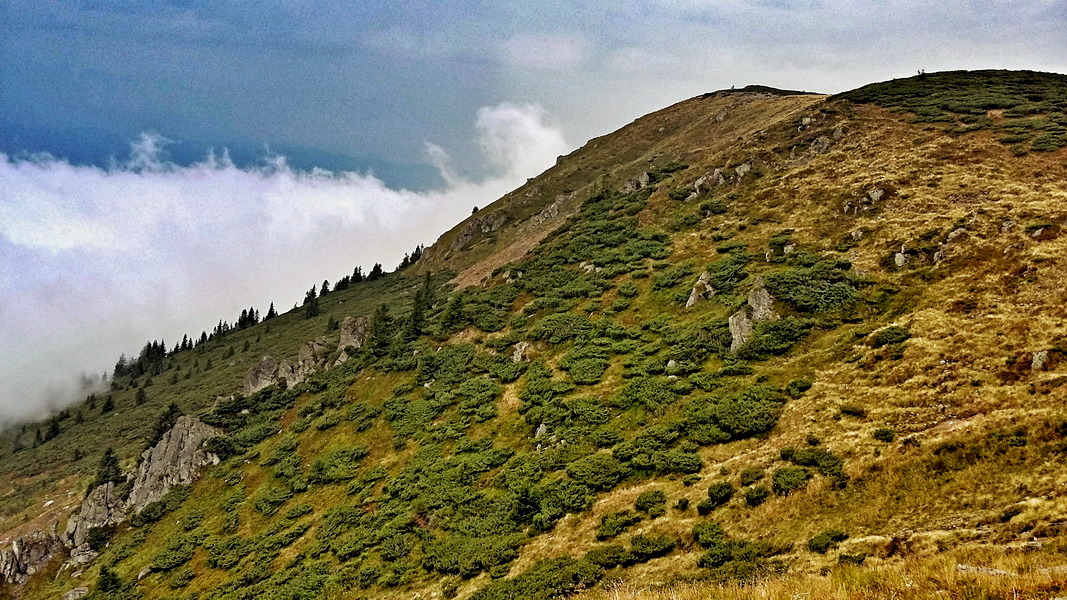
[534,423,548,440]
[1032,350,1050,371]
[0,527,64,585]
[137,566,153,581]
[243,355,279,394]
[956,564,1012,576]
[529,194,571,228]
[734,163,751,178]
[685,272,714,308]
[851,230,864,241]
[894,253,908,268]
[666,359,679,370]
[782,243,796,255]
[842,187,888,215]
[578,261,596,274]
[126,416,222,512]
[1031,227,1045,239]
[62,587,89,600]
[809,136,831,154]
[451,210,509,250]
[833,126,845,139]
[946,227,967,242]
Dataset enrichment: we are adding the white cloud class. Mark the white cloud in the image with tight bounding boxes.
[0,103,571,423]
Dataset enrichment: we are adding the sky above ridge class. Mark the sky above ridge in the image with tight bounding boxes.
[1,0,1066,421]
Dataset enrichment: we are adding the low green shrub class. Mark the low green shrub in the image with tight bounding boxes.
[873,427,896,442]
[872,325,911,348]
[626,532,677,563]
[743,486,770,506]
[596,511,642,540]
[634,489,667,517]
[807,529,848,554]
[771,467,812,495]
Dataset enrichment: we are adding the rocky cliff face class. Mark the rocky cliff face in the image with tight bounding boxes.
[125,416,221,511]
[243,355,279,394]
[0,527,64,585]
[63,481,125,550]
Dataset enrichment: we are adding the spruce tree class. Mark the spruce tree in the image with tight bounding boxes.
[101,395,115,413]
[93,448,122,489]
[265,302,277,320]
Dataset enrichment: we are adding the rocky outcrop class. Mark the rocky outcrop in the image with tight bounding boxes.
[0,527,64,585]
[63,481,126,550]
[126,416,221,512]
[512,341,531,363]
[728,277,778,351]
[528,194,571,229]
[243,355,279,394]
[685,272,714,308]
[620,172,651,193]
[451,210,509,250]
[281,337,332,385]
[339,316,369,352]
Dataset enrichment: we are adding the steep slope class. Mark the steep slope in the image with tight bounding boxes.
[5,70,1067,600]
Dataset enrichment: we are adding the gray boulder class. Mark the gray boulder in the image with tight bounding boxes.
[243,355,279,394]
[126,416,221,512]
[62,587,89,600]
[338,316,369,352]
[63,481,126,549]
[512,341,531,363]
[729,277,778,351]
[685,272,714,308]
[1032,350,1050,371]
[0,527,64,585]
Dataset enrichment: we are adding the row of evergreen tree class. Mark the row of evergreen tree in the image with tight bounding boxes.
[111,244,424,382]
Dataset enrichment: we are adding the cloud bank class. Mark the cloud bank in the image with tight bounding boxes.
[0,103,569,423]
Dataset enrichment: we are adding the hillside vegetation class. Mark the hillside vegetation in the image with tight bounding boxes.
[5,70,1067,600]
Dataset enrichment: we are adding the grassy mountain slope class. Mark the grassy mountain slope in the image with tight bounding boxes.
[6,70,1067,600]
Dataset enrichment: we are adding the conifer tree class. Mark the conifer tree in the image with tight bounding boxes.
[101,395,115,413]
[92,448,122,489]
[265,302,277,320]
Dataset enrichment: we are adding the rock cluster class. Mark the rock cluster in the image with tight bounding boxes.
[66,417,220,564]
[451,210,508,250]
[0,527,64,585]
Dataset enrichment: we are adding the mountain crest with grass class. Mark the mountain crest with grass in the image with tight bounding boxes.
[4,69,1067,600]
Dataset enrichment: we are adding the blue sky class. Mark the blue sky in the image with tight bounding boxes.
[1,0,1066,421]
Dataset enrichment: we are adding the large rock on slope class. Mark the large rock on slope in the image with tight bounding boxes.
[0,527,64,585]
[685,272,714,308]
[728,277,778,351]
[339,316,369,351]
[125,416,222,512]
[243,355,279,394]
[63,481,126,550]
